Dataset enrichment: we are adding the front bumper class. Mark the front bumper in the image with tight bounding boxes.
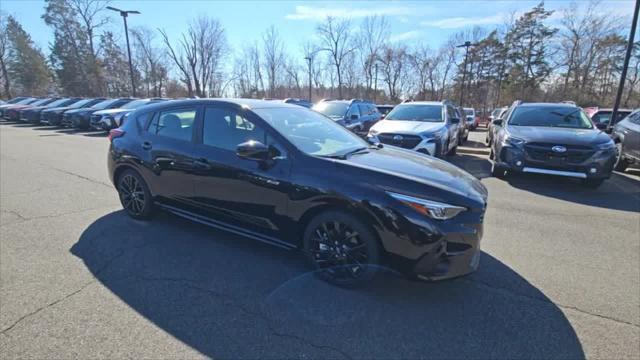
[496,143,616,179]
[376,200,485,281]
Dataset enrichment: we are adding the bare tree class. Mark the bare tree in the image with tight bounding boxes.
[378,45,407,101]
[0,12,10,98]
[317,17,356,99]
[131,27,167,97]
[358,15,389,98]
[159,16,227,97]
[262,26,285,98]
[68,0,109,58]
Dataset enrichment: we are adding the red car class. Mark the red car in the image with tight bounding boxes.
[3,98,57,121]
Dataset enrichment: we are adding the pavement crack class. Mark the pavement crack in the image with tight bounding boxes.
[0,240,156,336]
[0,205,117,227]
[463,278,640,328]
[128,276,353,359]
[49,167,112,188]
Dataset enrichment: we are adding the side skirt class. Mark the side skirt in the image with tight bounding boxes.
[157,203,297,251]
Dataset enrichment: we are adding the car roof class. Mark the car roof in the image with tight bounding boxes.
[138,98,301,112]
[399,101,443,106]
[518,102,577,108]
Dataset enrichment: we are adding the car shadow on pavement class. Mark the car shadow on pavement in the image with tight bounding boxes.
[504,172,640,212]
[449,154,493,179]
[71,210,584,359]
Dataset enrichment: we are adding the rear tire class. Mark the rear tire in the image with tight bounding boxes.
[117,169,155,220]
[303,211,381,288]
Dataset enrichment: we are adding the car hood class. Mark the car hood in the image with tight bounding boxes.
[506,126,611,146]
[371,120,446,134]
[92,108,128,116]
[340,146,487,204]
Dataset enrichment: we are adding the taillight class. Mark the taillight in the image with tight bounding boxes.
[108,128,125,142]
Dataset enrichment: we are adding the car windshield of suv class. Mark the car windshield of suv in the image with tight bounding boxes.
[312,102,348,118]
[121,99,150,109]
[464,109,474,116]
[509,106,593,129]
[254,107,368,157]
[385,104,443,122]
[91,99,120,110]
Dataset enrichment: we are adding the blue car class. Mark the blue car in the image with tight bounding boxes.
[312,99,382,133]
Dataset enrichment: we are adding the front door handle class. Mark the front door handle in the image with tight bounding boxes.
[142,141,152,150]
[193,158,211,170]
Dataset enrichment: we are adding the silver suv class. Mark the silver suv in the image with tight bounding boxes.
[367,100,461,158]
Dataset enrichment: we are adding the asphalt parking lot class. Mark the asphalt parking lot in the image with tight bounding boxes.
[1,122,638,359]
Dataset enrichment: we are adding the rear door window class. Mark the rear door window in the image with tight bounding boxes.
[148,108,196,142]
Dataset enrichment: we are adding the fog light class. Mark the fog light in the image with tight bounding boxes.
[516,161,522,166]
[589,168,597,174]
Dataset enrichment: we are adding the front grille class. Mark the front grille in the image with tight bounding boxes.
[524,142,595,164]
[377,133,422,149]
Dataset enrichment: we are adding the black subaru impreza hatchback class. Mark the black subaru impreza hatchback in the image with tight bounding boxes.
[108,99,488,286]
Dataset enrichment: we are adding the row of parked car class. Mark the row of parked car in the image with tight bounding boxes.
[0,96,172,130]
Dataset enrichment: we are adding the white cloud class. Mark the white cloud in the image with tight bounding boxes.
[390,30,423,43]
[285,5,414,21]
[421,14,506,29]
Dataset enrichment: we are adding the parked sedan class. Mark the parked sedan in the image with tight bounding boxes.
[490,102,616,188]
[90,98,168,131]
[108,99,487,286]
[21,97,82,124]
[7,98,58,121]
[612,109,640,172]
[40,98,106,126]
[0,97,38,118]
[63,98,133,129]
[486,107,509,146]
[463,107,477,130]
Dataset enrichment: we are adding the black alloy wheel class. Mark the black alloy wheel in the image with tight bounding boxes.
[304,211,380,287]
[117,170,154,219]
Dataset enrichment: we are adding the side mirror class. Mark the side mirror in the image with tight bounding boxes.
[450,117,460,124]
[493,119,503,127]
[236,140,270,161]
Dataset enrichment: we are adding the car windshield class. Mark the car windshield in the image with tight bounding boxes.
[509,106,593,129]
[254,107,368,157]
[121,99,150,109]
[30,99,52,106]
[45,98,71,107]
[15,98,36,105]
[91,99,120,110]
[464,109,474,116]
[385,104,443,122]
[312,102,348,118]
[492,108,503,117]
[68,99,93,108]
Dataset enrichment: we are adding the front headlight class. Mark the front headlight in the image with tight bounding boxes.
[387,191,466,220]
[596,140,615,151]
[503,135,525,146]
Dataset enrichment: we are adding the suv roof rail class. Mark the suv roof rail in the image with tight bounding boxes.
[402,99,413,103]
[512,100,523,107]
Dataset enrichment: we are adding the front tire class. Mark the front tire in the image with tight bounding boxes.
[491,162,507,178]
[303,211,380,288]
[117,169,155,220]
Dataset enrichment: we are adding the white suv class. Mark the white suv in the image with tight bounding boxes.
[367,101,461,158]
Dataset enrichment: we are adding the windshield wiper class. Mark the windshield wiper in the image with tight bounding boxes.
[321,147,369,160]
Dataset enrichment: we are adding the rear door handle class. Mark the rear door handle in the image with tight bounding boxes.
[142,141,152,150]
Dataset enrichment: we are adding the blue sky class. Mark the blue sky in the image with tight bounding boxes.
[2,0,636,58]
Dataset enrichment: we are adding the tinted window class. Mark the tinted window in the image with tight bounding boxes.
[592,111,632,125]
[121,99,150,109]
[386,104,443,122]
[312,102,349,118]
[254,107,367,157]
[148,108,196,141]
[509,106,593,129]
[348,104,361,117]
[203,107,265,151]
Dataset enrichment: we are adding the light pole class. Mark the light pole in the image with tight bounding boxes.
[304,55,312,102]
[457,41,473,106]
[609,0,639,131]
[107,6,140,97]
